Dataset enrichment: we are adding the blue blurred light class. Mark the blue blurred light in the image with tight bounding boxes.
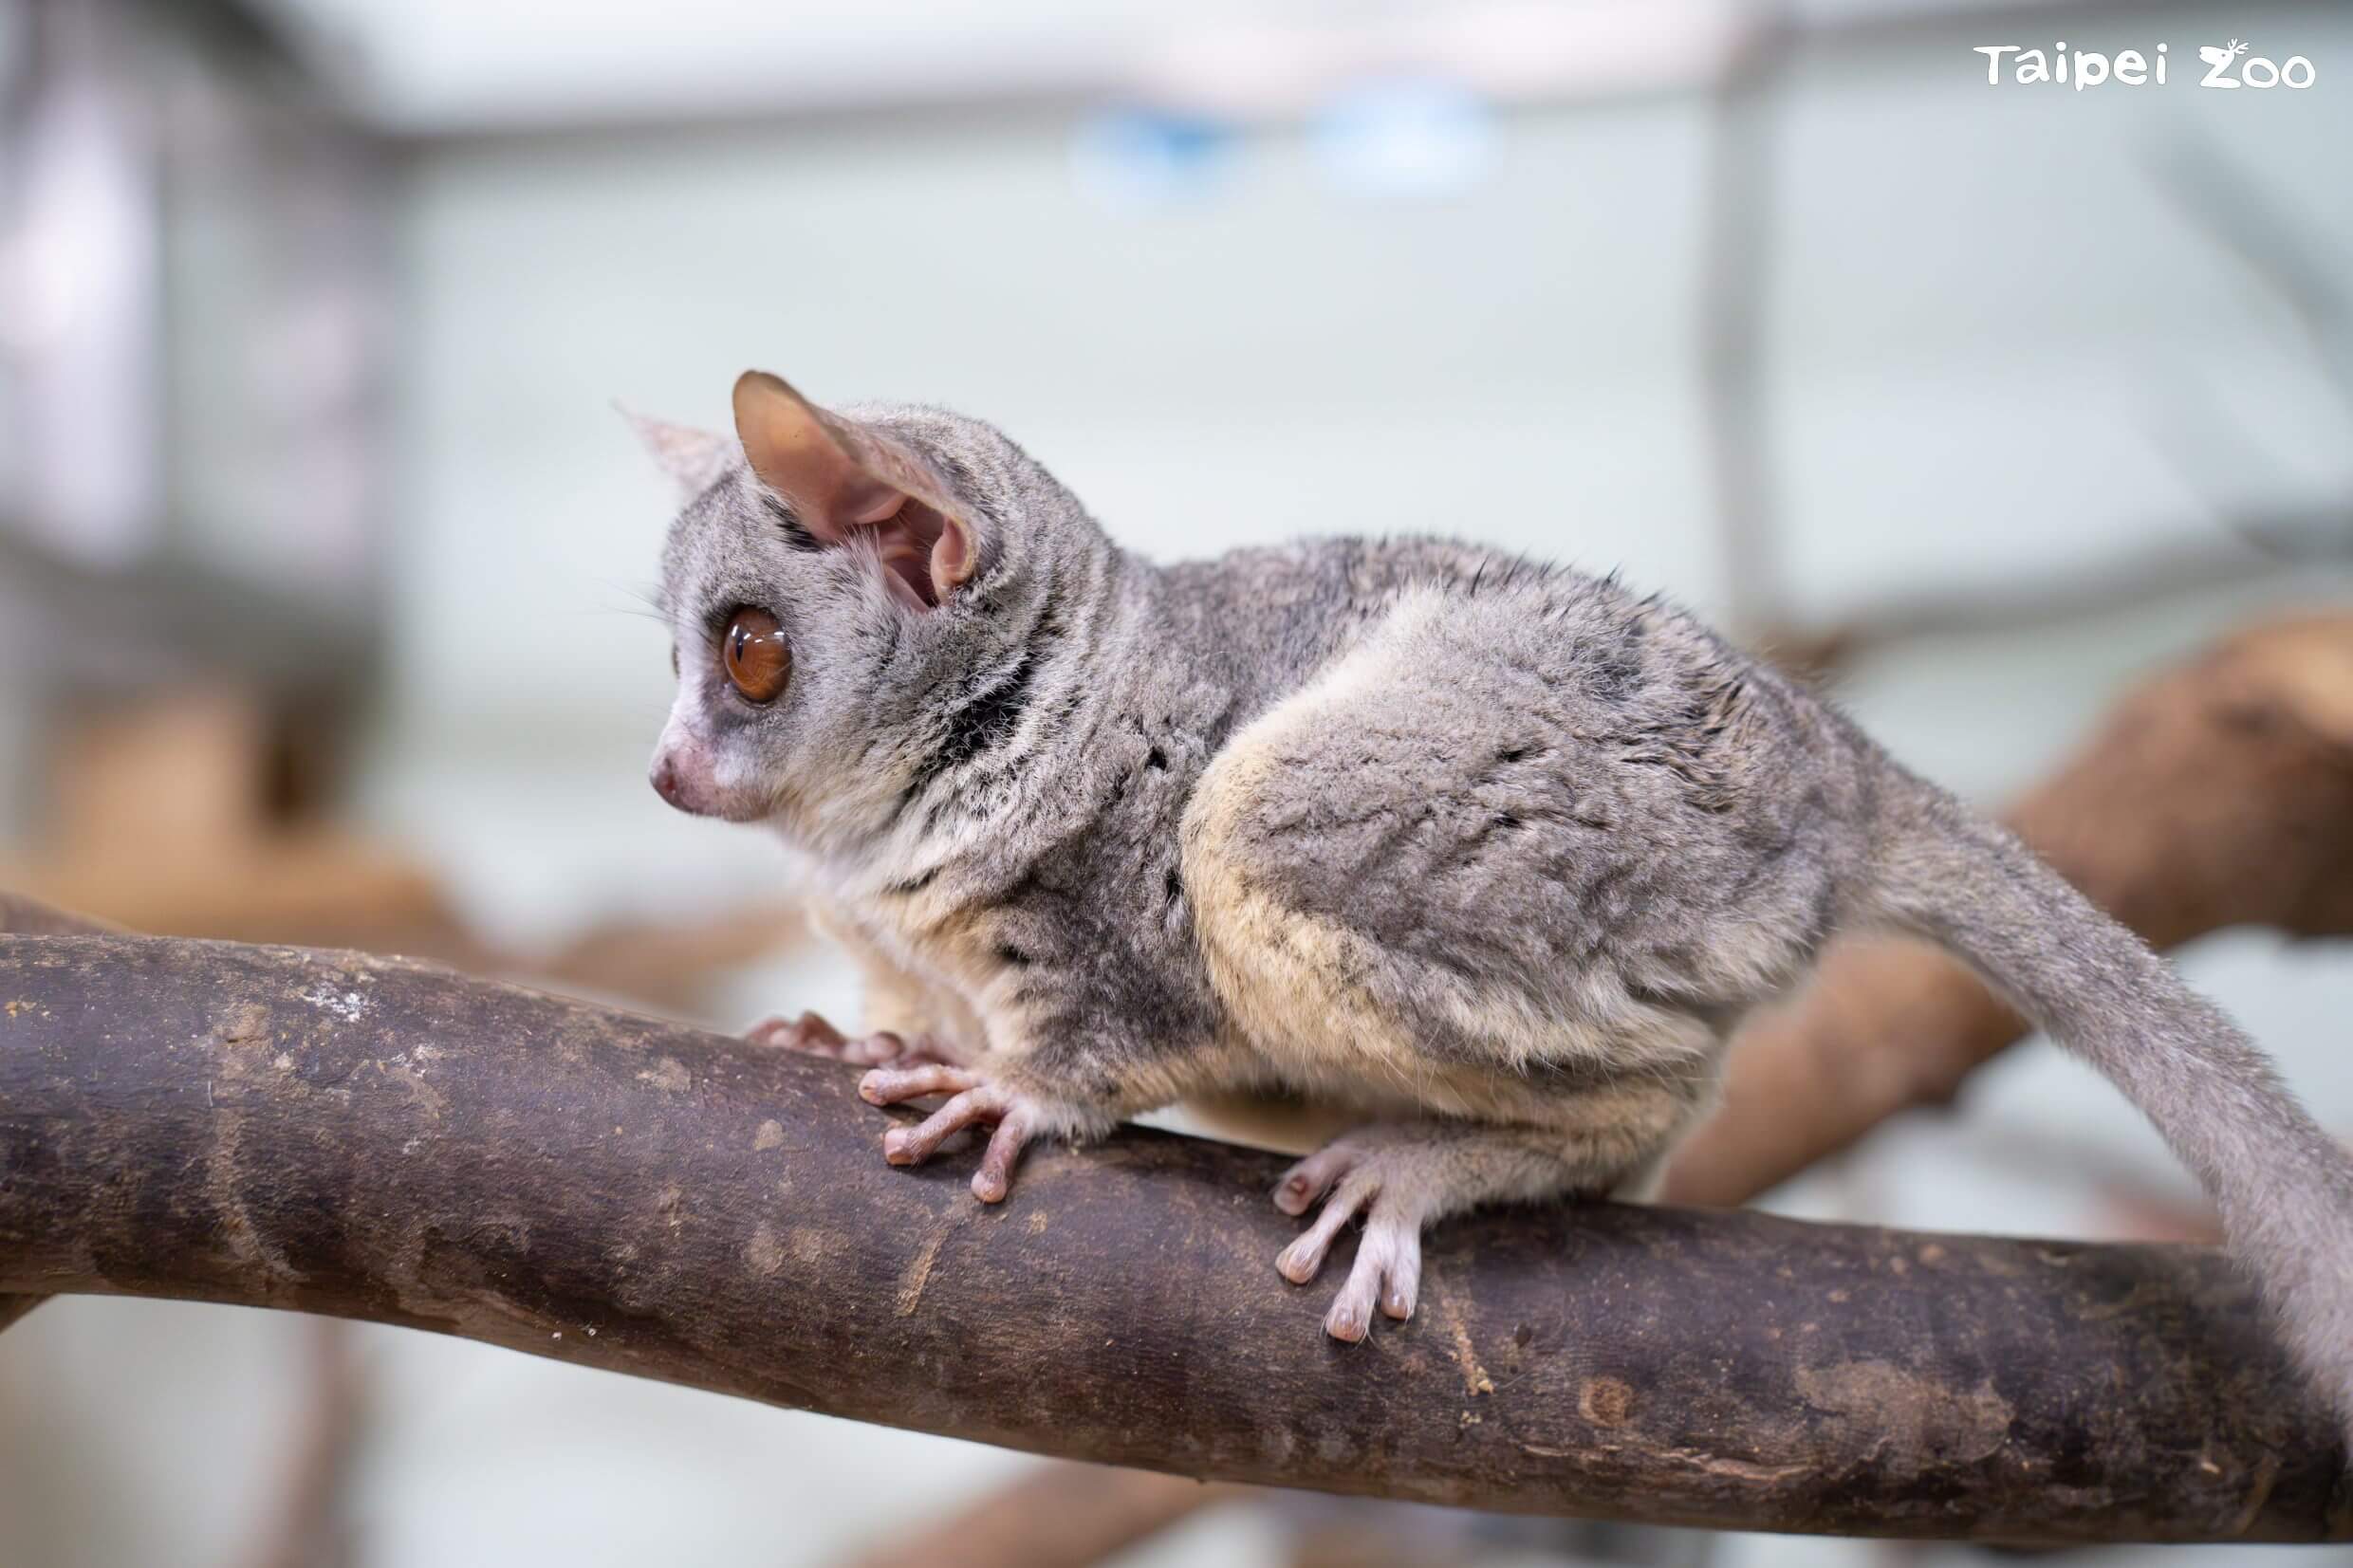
[1068,109,1235,211]
[1311,77,1497,198]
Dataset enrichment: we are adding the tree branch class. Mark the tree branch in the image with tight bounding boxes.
[0,932,2344,1542]
[0,891,120,1333]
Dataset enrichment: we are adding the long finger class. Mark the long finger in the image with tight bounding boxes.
[1368,1216,1422,1321]
[1324,1243,1385,1343]
[1276,1174,1374,1284]
[882,1086,1005,1166]
[1274,1141,1362,1217]
[971,1106,1037,1203]
[861,1063,981,1106]
[749,1011,845,1056]
[839,1031,912,1066]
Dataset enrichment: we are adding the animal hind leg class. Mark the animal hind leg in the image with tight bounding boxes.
[1271,1111,1675,1343]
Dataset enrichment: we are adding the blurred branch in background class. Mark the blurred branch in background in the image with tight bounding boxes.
[1755,506,2351,679]
[242,1319,364,1568]
[844,1467,1244,1568]
[1,932,2344,1546]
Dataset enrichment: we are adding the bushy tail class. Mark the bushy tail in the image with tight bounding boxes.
[1869,777,2353,1443]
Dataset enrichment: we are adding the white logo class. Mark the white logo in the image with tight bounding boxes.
[1974,40,2317,90]
[2195,38,2314,89]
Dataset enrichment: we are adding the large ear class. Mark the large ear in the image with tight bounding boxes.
[732,370,978,610]
[619,403,734,500]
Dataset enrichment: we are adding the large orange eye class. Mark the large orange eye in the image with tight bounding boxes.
[723,608,788,702]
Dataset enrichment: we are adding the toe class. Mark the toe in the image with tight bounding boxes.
[882,1083,1012,1167]
[1274,1142,1361,1217]
[764,1010,851,1055]
[971,1106,1037,1203]
[1370,1223,1422,1321]
[860,1063,980,1106]
[1276,1228,1328,1285]
[840,1031,910,1066]
[1323,1207,1422,1340]
[1325,1301,1371,1343]
[747,1012,814,1051]
[898,1036,960,1068]
[1325,1245,1383,1343]
[1277,1172,1373,1284]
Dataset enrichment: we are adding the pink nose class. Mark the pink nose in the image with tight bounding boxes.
[650,754,686,808]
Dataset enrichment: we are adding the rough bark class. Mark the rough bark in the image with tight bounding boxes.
[0,892,117,1333]
[1,933,2344,1543]
[1665,611,2353,1207]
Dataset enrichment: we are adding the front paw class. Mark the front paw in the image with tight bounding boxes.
[1272,1135,1429,1344]
[747,1010,957,1068]
[858,1063,1057,1204]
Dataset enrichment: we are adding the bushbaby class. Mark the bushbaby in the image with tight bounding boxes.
[637,370,2353,1433]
